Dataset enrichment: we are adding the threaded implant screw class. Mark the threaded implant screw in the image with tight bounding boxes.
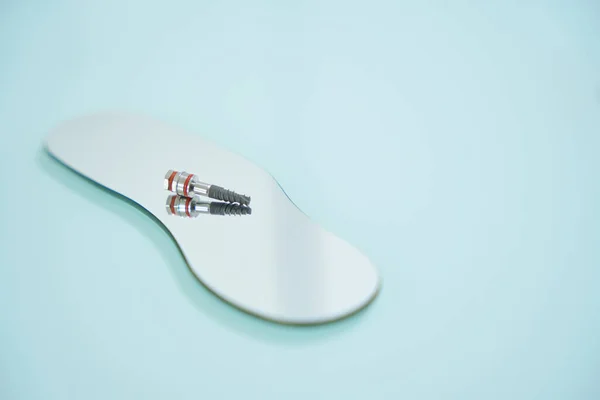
[166,194,252,218]
[165,170,251,206]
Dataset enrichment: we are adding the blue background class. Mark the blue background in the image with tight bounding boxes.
[1,1,599,398]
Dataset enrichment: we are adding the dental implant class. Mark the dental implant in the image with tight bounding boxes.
[166,195,252,218]
[164,170,251,206]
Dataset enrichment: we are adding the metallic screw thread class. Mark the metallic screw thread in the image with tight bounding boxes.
[166,194,251,218]
[208,185,251,206]
[165,170,251,205]
[209,202,252,216]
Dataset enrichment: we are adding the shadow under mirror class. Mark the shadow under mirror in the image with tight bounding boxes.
[37,147,373,344]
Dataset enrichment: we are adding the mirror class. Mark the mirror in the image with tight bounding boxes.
[45,113,380,324]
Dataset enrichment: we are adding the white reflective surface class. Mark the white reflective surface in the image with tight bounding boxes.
[45,113,380,324]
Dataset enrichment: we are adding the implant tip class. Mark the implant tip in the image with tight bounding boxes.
[208,201,252,216]
[207,185,252,206]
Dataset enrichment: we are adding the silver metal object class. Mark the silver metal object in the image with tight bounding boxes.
[166,194,209,218]
[165,170,251,206]
[166,194,252,218]
[164,170,211,197]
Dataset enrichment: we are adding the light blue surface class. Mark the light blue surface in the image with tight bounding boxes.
[1,1,599,399]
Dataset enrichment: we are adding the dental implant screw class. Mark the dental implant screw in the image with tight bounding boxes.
[166,195,252,218]
[164,170,251,206]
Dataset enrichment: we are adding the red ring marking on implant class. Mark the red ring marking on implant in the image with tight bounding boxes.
[167,171,177,191]
[183,174,194,197]
[169,196,177,215]
[185,198,192,217]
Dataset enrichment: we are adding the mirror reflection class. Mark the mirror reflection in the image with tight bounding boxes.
[165,194,252,218]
